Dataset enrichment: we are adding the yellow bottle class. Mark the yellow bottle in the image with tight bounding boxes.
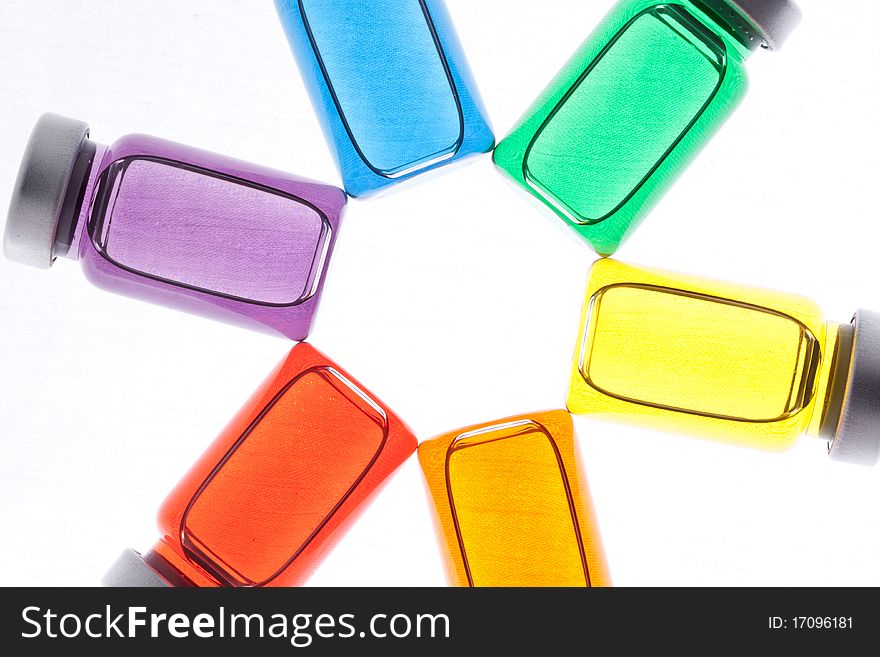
[418,410,611,587]
[569,259,880,464]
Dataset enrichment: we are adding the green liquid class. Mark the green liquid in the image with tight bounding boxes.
[494,1,749,255]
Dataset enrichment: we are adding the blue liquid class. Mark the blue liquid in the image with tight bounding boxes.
[300,0,462,176]
[277,0,494,196]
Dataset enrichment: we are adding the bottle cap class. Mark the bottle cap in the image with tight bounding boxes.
[4,113,90,268]
[829,310,880,466]
[727,0,802,50]
[102,549,170,587]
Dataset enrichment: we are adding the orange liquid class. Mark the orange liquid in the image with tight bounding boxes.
[419,410,610,587]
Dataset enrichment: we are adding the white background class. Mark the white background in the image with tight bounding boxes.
[1,0,879,586]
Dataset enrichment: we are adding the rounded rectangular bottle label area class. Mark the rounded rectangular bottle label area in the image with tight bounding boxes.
[580,284,820,422]
[524,5,726,223]
[181,367,388,586]
[299,0,463,176]
[445,420,590,587]
[91,157,331,305]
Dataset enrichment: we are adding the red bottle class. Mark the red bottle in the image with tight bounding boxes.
[103,343,417,586]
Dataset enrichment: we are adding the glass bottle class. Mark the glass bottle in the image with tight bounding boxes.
[103,342,417,587]
[418,410,610,586]
[274,0,494,197]
[493,0,801,255]
[569,259,880,465]
[4,113,346,340]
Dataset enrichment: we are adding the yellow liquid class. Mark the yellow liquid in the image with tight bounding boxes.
[569,260,834,449]
[418,411,610,587]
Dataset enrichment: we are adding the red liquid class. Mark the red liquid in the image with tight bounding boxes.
[148,343,416,586]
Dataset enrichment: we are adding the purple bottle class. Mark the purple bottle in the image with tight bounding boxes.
[4,114,346,340]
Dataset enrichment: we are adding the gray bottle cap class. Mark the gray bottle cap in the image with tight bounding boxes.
[4,113,90,268]
[727,0,802,50]
[102,549,171,587]
[829,310,880,466]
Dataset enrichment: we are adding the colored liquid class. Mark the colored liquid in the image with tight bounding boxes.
[569,260,829,449]
[581,285,819,422]
[181,367,387,586]
[90,157,330,305]
[494,0,749,255]
[299,0,462,176]
[149,344,417,587]
[419,411,610,587]
[447,421,589,586]
[525,6,724,223]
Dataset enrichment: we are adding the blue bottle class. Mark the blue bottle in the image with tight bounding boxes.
[275,0,494,196]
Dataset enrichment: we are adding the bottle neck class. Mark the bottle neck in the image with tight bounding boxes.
[690,0,763,57]
[806,321,854,440]
[52,139,107,262]
[145,539,218,587]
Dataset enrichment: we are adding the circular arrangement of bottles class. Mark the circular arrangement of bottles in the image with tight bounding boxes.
[7,0,871,589]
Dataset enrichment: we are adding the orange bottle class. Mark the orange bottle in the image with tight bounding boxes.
[103,342,417,586]
[418,410,610,587]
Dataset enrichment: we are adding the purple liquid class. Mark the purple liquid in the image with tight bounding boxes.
[70,134,346,339]
[93,158,329,305]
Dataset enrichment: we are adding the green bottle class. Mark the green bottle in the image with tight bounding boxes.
[493,0,801,256]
